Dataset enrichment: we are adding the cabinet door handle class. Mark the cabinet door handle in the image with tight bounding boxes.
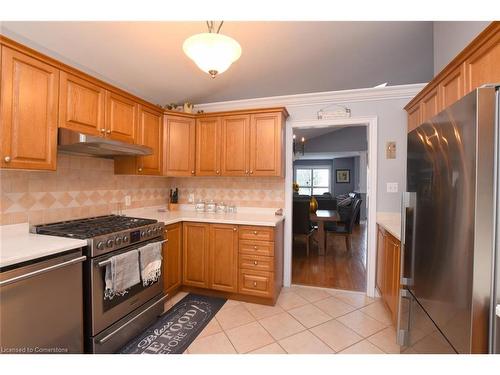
[4,156,11,163]
[253,281,257,287]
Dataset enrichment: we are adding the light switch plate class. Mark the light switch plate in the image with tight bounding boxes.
[387,182,398,193]
[188,193,195,203]
[124,195,131,207]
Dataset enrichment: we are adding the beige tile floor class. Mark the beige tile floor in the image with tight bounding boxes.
[164,285,401,354]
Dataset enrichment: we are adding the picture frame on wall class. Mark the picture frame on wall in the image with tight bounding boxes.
[336,169,350,183]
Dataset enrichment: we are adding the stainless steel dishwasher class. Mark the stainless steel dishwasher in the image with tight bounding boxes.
[0,249,86,353]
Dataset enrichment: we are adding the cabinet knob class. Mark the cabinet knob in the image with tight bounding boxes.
[191,170,195,174]
[253,281,257,287]
[106,129,111,134]
[138,167,143,172]
[250,170,253,174]
[254,246,258,250]
[233,227,237,231]
[100,128,106,134]
[253,260,258,265]
[253,231,258,235]
[4,156,11,163]
[245,170,249,174]
[216,170,220,174]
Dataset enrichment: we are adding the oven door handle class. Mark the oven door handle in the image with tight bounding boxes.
[97,239,168,268]
[97,294,169,344]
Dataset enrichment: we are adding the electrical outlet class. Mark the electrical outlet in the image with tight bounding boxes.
[387,182,399,193]
[188,193,195,203]
[124,195,131,207]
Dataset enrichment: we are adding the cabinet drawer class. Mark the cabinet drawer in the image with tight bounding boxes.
[239,270,273,298]
[239,240,274,257]
[239,226,274,241]
[239,254,273,272]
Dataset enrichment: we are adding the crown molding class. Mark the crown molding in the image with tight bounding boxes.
[195,83,427,112]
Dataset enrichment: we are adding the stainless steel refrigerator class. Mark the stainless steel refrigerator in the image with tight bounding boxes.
[398,85,500,354]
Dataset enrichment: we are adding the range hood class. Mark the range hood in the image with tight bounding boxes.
[58,128,153,158]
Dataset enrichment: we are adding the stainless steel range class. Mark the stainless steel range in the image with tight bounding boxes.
[32,215,167,353]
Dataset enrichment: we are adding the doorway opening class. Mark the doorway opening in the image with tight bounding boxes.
[284,117,378,297]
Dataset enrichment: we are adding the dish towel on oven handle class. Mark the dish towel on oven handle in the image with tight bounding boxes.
[104,250,141,300]
[139,241,163,286]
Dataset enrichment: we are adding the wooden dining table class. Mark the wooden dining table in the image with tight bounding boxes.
[310,209,341,255]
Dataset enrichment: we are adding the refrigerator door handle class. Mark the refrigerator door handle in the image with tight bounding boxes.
[397,288,412,346]
[401,192,416,287]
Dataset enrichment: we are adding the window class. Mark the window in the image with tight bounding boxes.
[294,167,330,196]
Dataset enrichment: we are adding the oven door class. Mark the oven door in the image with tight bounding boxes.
[90,238,164,336]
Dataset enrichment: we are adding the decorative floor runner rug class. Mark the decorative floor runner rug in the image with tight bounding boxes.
[120,293,226,354]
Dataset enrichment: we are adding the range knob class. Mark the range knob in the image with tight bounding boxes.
[153,227,158,234]
[96,241,105,250]
[147,229,152,236]
[115,236,122,245]
[106,239,114,248]
[123,235,129,243]
[141,231,146,238]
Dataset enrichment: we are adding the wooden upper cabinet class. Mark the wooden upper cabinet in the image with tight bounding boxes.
[249,112,284,177]
[407,103,421,133]
[105,91,137,144]
[0,46,59,170]
[136,106,163,175]
[439,64,466,110]
[164,115,196,176]
[183,222,210,288]
[465,33,500,93]
[59,71,105,136]
[209,224,239,293]
[220,114,250,176]
[420,87,439,123]
[406,22,499,132]
[196,117,221,176]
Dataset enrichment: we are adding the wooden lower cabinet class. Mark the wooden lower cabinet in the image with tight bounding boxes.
[163,223,182,295]
[209,224,239,293]
[180,221,284,303]
[376,224,401,325]
[182,222,210,288]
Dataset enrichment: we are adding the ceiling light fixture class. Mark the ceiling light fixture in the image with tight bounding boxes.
[183,21,242,79]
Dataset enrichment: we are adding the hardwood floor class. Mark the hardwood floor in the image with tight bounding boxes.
[292,221,367,292]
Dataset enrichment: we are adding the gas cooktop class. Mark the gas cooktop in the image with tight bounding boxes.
[32,215,158,239]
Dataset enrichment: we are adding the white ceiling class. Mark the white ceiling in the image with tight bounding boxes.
[0,21,433,105]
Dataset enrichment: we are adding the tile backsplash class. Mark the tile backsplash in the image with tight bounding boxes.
[0,154,285,225]
[0,154,169,225]
[170,177,285,208]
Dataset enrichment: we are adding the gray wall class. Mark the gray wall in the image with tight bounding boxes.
[333,157,355,195]
[433,21,490,75]
[304,126,368,153]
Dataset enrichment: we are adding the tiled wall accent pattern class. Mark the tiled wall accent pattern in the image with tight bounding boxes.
[0,154,169,225]
[170,177,285,208]
[0,155,285,225]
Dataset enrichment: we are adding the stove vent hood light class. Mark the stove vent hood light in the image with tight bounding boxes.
[57,128,153,158]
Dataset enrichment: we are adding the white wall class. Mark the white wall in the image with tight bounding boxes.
[196,84,425,213]
[433,21,491,75]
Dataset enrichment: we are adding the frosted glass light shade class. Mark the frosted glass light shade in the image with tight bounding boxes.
[183,33,242,78]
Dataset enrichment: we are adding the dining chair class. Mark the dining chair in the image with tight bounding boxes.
[293,199,317,256]
[324,199,362,254]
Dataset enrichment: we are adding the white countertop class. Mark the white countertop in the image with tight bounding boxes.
[122,205,285,227]
[376,212,401,240]
[0,223,87,268]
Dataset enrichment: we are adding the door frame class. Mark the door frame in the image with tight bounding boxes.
[284,116,378,297]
